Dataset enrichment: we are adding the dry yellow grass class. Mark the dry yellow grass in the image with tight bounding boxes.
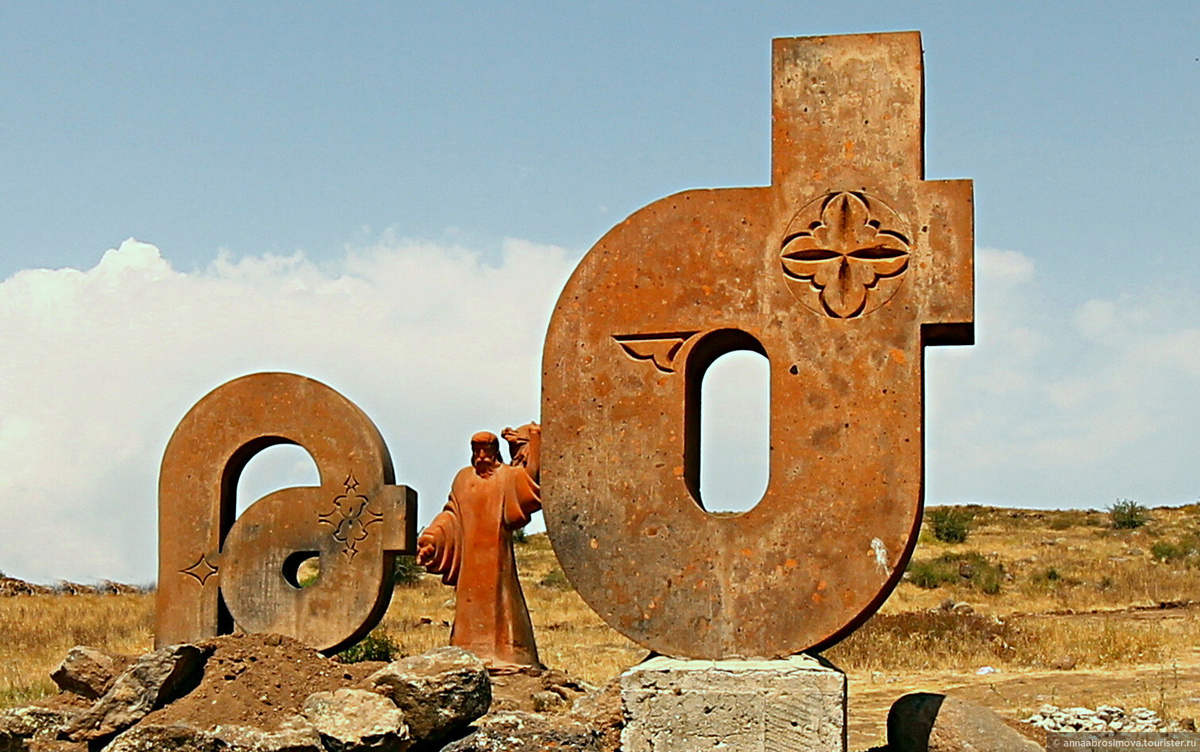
[831,503,1200,678]
[3,504,1199,721]
[0,593,154,707]
[828,606,1200,674]
[376,533,645,686]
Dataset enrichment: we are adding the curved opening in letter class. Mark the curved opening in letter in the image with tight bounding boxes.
[234,443,321,516]
[685,329,770,514]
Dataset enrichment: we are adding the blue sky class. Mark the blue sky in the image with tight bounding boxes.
[1,3,1198,582]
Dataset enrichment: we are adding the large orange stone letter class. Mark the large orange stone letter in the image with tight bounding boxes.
[542,32,973,659]
[157,372,416,654]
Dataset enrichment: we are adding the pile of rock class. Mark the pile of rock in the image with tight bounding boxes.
[0,576,144,597]
[0,576,54,596]
[0,634,620,751]
[53,580,145,596]
[1023,704,1185,733]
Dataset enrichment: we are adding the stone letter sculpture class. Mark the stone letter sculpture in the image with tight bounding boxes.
[417,424,543,672]
[542,32,973,659]
[157,372,417,654]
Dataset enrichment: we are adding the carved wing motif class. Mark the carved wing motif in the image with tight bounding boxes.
[612,332,700,373]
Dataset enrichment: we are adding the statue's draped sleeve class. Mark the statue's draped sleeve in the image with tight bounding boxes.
[420,495,462,586]
[502,466,541,530]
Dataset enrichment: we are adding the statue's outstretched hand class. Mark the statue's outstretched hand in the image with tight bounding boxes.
[416,537,436,567]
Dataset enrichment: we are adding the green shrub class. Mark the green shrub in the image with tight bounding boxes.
[1109,499,1149,529]
[928,507,973,544]
[1151,540,1180,561]
[1150,537,1200,564]
[905,552,1004,595]
[906,558,957,589]
[538,568,574,591]
[335,630,397,664]
[1029,566,1081,590]
[512,527,528,544]
[393,555,423,587]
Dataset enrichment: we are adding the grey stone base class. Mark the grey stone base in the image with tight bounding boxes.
[620,654,846,752]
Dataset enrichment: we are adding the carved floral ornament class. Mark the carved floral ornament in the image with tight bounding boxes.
[318,473,382,560]
[780,191,912,318]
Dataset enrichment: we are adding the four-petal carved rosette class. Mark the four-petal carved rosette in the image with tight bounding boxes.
[780,191,912,318]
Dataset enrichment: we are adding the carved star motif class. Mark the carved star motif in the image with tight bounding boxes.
[780,191,911,318]
[180,553,218,586]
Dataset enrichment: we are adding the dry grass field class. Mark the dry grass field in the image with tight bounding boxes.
[3,503,1200,748]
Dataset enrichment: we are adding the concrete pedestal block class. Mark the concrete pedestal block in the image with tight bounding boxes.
[620,654,847,751]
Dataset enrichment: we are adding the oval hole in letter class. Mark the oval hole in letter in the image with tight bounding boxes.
[236,444,321,516]
[698,349,770,513]
[282,550,321,589]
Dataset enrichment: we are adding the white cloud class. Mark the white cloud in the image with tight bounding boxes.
[7,238,1200,583]
[927,247,1200,508]
[0,238,579,583]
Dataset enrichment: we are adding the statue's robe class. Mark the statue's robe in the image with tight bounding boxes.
[421,463,542,671]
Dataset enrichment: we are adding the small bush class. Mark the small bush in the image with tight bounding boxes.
[905,552,1004,595]
[928,507,973,544]
[539,568,574,591]
[1150,536,1200,564]
[335,630,397,664]
[512,527,528,544]
[1151,540,1182,562]
[393,555,423,587]
[1109,499,1149,529]
[1029,566,1081,590]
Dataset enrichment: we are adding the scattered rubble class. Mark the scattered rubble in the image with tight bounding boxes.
[0,576,145,597]
[0,577,54,597]
[1023,704,1190,733]
[0,636,620,751]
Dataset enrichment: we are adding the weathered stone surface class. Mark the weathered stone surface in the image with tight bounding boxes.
[620,655,846,751]
[542,31,974,659]
[302,688,410,751]
[24,739,86,752]
[417,427,543,670]
[51,646,121,699]
[439,711,608,752]
[888,693,1039,752]
[0,705,78,750]
[363,647,490,744]
[102,716,325,752]
[531,690,563,712]
[156,372,417,654]
[103,722,221,752]
[66,644,206,742]
[213,717,325,752]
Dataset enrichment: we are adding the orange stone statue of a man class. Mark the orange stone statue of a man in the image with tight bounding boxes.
[416,424,543,672]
